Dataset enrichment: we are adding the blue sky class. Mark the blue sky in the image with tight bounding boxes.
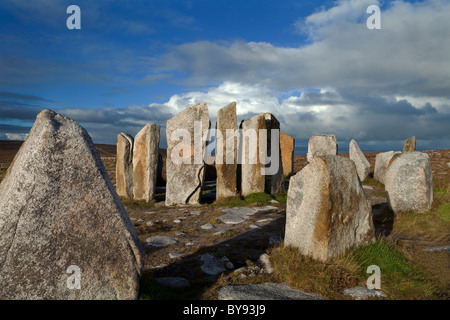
[1,0,449,153]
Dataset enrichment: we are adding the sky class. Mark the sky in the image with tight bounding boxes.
[0,0,449,154]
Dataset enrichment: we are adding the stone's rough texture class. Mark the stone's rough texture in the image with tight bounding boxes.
[240,113,284,196]
[374,151,401,184]
[217,206,277,225]
[285,155,374,262]
[261,113,284,195]
[349,139,370,181]
[216,102,238,201]
[385,152,433,214]
[0,110,144,300]
[306,134,338,163]
[218,283,323,300]
[423,245,450,253]
[342,286,388,300]
[280,132,295,177]
[116,133,134,198]
[403,136,416,152]
[166,103,210,205]
[240,114,266,196]
[133,123,160,202]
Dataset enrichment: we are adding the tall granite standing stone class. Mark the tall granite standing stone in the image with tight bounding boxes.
[403,136,416,152]
[374,151,401,184]
[239,113,284,196]
[116,133,134,198]
[0,110,144,300]
[133,123,160,202]
[261,113,284,195]
[166,103,210,205]
[385,152,433,213]
[285,155,374,262]
[280,132,295,177]
[216,102,238,201]
[349,139,370,182]
[306,134,338,163]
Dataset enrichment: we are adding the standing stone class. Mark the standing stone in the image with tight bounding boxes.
[133,123,160,202]
[0,110,144,300]
[374,151,401,184]
[306,134,338,163]
[285,155,374,262]
[349,139,370,182]
[166,103,210,205]
[240,114,266,196]
[216,102,238,201]
[116,133,134,198]
[239,113,284,196]
[403,136,416,152]
[261,113,284,195]
[280,132,295,177]
[385,152,433,213]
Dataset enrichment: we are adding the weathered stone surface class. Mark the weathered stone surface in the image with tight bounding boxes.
[240,114,266,196]
[280,132,295,177]
[306,134,338,163]
[374,151,401,184]
[385,152,433,214]
[0,110,144,300]
[218,283,323,300]
[217,206,277,225]
[133,123,160,202]
[145,235,179,247]
[216,102,238,201]
[166,103,210,205]
[116,132,134,198]
[342,286,388,300]
[239,113,284,196]
[349,139,370,181]
[423,245,450,253]
[403,136,416,152]
[285,155,374,262]
[200,254,226,276]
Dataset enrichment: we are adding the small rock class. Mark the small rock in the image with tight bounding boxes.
[145,235,178,247]
[190,210,202,215]
[342,286,388,300]
[137,218,144,222]
[423,245,450,253]
[185,242,195,246]
[200,254,226,276]
[259,254,273,274]
[155,277,190,289]
[249,224,262,229]
[173,219,182,224]
[144,211,155,215]
[218,283,323,300]
[146,221,154,227]
[220,256,234,269]
[269,199,279,204]
[175,232,185,236]
[169,252,185,259]
[269,234,282,245]
[201,223,215,230]
[362,185,374,190]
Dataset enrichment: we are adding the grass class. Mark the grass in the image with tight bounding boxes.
[0,167,7,174]
[120,198,155,209]
[215,192,287,207]
[267,240,446,300]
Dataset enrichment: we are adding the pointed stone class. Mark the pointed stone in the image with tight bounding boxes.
[165,103,210,205]
[403,136,416,152]
[116,133,134,198]
[285,155,374,262]
[349,139,370,181]
[0,110,144,300]
[216,102,238,201]
[280,132,295,177]
[306,134,338,163]
[133,123,160,202]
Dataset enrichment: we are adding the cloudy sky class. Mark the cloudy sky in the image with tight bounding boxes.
[1,0,449,154]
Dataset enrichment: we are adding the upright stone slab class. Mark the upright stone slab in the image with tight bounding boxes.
[385,152,433,213]
[306,134,338,163]
[133,123,160,202]
[216,102,238,201]
[166,103,210,205]
[280,132,295,177]
[239,113,284,196]
[261,113,284,195]
[116,133,134,198]
[0,110,144,300]
[374,151,401,184]
[285,155,374,262]
[349,139,370,182]
[240,114,266,196]
[403,136,416,152]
